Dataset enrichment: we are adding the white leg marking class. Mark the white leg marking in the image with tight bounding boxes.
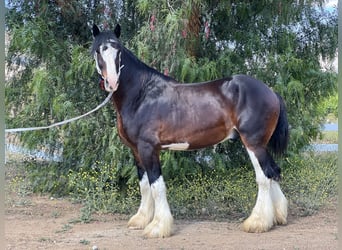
[143,176,174,238]
[242,149,274,233]
[270,181,288,225]
[161,142,189,151]
[127,173,154,229]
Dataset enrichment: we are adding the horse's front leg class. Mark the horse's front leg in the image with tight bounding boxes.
[138,141,174,238]
[127,164,154,230]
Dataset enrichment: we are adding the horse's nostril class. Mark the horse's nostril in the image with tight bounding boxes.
[98,77,105,90]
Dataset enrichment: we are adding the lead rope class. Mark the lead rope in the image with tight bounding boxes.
[6,53,125,133]
[5,91,114,133]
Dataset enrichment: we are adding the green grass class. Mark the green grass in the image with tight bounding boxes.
[315,130,338,144]
[282,152,337,216]
[325,113,337,124]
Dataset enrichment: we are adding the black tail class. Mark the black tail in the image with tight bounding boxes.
[268,93,289,157]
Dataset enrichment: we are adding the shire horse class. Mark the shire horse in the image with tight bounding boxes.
[91,24,289,238]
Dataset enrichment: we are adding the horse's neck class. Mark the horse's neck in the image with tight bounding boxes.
[112,53,151,111]
[115,51,174,106]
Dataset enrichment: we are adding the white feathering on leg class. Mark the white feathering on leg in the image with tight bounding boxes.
[270,180,288,225]
[143,176,174,238]
[128,173,154,229]
[242,149,275,233]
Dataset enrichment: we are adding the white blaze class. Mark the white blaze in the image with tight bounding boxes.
[100,44,120,92]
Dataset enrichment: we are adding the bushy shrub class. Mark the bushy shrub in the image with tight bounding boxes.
[45,152,337,221]
[167,166,256,219]
[282,152,337,216]
[67,161,140,216]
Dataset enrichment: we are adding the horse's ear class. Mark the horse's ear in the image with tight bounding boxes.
[92,24,100,37]
[114,24,121,38]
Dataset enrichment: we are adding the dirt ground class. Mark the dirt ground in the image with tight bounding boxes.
[5,191,338,250]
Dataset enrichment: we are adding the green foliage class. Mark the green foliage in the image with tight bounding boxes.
[68,161,140,220]
[167,166,256,219]
[319,93,338,118]
[270,52,338,152]
[282,152,337,216]
[48,152,337,220]
[24,161,70,195]
[5,0,338,201]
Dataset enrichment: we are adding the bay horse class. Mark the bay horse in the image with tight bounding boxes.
[91,24,289,238]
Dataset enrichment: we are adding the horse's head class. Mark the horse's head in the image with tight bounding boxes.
[92,24,123,92]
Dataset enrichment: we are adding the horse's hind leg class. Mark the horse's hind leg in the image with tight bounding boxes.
[271,180,288,225]
[257,148,288,225]
[242,147,287,232]
[128,163,154,229]
[242,148,274,232]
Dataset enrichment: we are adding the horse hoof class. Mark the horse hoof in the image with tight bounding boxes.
[274,211,287,225]
[143,218,173,238]
[242,215,273,233]
[273,200,288,226]
[127,213,151,230]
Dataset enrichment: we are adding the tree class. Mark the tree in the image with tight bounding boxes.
[130,0,337,155]
[5,0,136,193]
[5,0,337,193]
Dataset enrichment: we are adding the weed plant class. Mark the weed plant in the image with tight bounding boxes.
[67,162,140,216]
[282,152,337,216]
[65,152,337,221]
[8,152,337,222]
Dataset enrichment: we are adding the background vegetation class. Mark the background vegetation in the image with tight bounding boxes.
[5,0,337,218]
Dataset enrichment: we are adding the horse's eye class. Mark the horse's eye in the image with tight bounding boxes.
[103,45,108,51]
[96,49,100,54]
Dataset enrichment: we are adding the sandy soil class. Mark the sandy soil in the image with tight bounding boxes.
[5,192,338,250]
